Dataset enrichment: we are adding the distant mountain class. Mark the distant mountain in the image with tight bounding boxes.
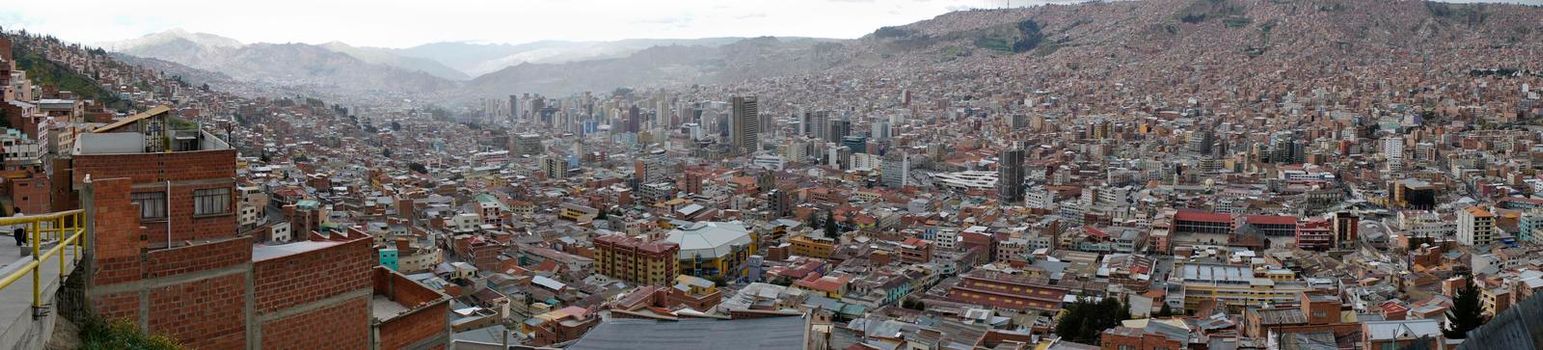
[107,30,459,95]
[101,0,1543,100]
[318,42,470,80]
[391,38,764,77]
[463,0,1543,96]
[464,37,847,96]
[101,28,242,51]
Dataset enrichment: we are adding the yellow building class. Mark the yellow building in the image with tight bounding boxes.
[558,202,599,222]
[666,221,757,281]
[789,234,835,259]
[1178,263,1313,310]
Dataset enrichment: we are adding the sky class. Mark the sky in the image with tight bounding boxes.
[3,0,1539,49]
[0,0,1091,48]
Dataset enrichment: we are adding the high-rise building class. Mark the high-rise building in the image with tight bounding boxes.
[998,148,1025,202]
[1459,206,1496,246]
[542,155,569,179]
[827,119,851,143]
[634,152,670,186]
[871,120,891,142]
[842,135,868,155]
[509,94,520,123]
[882,151,909,188]
[514,133,543,156]
[803,111,830,140]
[593,234,680,286]
[1332,211,1359,250]
[626,105,641,133]
[730,96,759,154]
[1382,135,1404,172]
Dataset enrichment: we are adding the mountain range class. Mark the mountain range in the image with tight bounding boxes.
[99,0,1543,99]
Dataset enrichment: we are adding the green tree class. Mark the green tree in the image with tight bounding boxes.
[1055,297,1131,344]
[1444,276,1487,339]
[823,211,838,239]
[1155,302,1174,317]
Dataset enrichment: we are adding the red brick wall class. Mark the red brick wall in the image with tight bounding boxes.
[73,149,238,243]
[373,267,449,349]
[378,300,448,350]
[88,177,144,287]
[148,273,247,349]
[260,297,370,350]
[254,237,373,313]
[7,173,49,214]
[93,293,139,322]
[143,236,250,278]
[374,267,443,307]
[73,150,237,185]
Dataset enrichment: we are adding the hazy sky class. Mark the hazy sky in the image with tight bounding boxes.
[0,0,1091,48]
[3,0,1539,48]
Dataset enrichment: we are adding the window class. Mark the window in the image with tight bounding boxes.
[132,192,167,220]
[194,188,231,216]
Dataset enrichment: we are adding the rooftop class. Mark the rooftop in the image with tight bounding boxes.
[665,221,753,260]
[252,241,345,261]
[567,315,807,350]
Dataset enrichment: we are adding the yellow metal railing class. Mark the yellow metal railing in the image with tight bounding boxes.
[0,209,87,317]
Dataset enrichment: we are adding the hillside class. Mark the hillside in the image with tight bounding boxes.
[112,33,459,97]
[10,39,129,109]
[318,42,471,81]
[463,37,844,96]
[99,0,1543,100]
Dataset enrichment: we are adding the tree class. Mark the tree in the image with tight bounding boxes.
[1055,297,1131,344]
[1155,302,1174,317]
[1444,276,1487,339]
[823,211,839,239]
[382,148,392,158]
[408,162,429,174]
[390,121,402,131]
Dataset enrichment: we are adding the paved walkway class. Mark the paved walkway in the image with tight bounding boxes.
[0,241,77,348]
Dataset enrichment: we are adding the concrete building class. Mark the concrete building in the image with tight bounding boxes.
[666,221,757,281]
[593,234,681,286]
[1459,206,1496,246]
[997,148,1025,203]
[730,96,759,154]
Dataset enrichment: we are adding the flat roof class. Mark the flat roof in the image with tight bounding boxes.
[252,241,345,261]
[568,316,806,350]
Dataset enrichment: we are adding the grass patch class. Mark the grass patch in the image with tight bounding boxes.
[81,318,181,350]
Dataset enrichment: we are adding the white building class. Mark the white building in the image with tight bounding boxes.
[1458,206,1496,246]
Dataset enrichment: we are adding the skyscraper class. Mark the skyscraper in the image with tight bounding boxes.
[509,94,520,124]
[998,147,1025,203]
[882,151,909,188]
[626,105,641,133]
[731,96,759,154]
[827,119,851,143]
